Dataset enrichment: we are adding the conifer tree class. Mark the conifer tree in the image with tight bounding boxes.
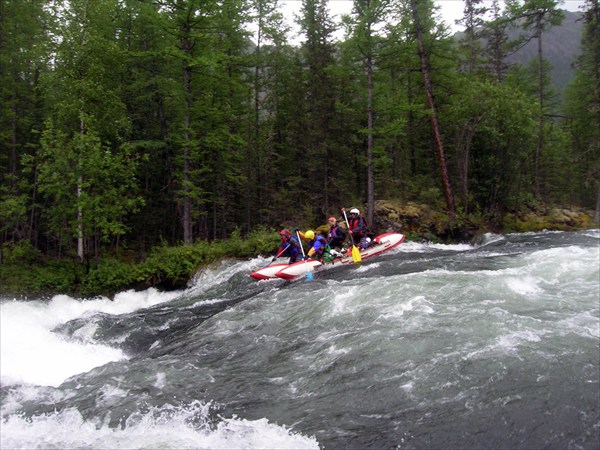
[507,0,564,200]
[456,0,487,74]
[37,0,142,260]
[563,0,600,220]
[0,0,50,245]
[346,0,391,227]
[297,0,338,219]
[409,0,456,218]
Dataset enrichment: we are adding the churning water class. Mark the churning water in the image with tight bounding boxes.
[1,230,599,449]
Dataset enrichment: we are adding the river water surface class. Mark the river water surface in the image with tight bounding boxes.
[1,230,599,449]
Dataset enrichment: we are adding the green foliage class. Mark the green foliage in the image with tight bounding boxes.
[132,243,212,288]
[37,120,143,254]
[80,259,136,297]
[1,240,42,265]
[0,259,81,298]
[0,0,595,298]
[418,187,444,208]
[0,229,281,297]
[220,227,280,258]
[445,78,538,214]
[562,2,600,214]
[0,190,28,237]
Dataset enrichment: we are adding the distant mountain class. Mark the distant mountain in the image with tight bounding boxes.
[507,10,584,95]
[454,10,584,96]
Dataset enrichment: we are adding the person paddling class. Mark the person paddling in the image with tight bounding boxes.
[343,207,371,250]
[298,229,328,261]
[274,229,301,264]
[326,216,346,250]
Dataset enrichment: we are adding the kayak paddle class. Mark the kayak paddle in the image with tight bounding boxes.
[269,243,290,265]
[342,208,362,263]
[296,230,313,280]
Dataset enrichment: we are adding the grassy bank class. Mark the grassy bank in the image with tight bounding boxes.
[0,228,278,299]
[1,205,597,300]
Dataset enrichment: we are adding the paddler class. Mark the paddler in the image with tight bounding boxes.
[343,207,371,250]
[326,216,346,250]
[296,229,328,261]
[274,229,301,263]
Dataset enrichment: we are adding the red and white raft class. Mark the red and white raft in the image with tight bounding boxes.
[273,259,322,280]
[249,232,405,281]
[338,232,405,264]
[249,263,290,281]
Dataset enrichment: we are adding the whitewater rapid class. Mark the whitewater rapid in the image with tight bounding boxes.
[1,230,599,449]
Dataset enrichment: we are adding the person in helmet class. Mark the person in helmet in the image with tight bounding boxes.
[326,216,346,250]
[343,207,371,250]
[299,229,328,260]
[274,229,301,263]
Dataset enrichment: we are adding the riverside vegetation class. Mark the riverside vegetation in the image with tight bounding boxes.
[2,1,599,298]
[1,200,596,299]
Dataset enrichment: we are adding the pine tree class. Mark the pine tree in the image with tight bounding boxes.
[345,0,391,227]
[563,0,600,220]
[507,0,564,200]
[409,0,456,218]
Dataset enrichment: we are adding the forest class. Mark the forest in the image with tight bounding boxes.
[1,0,599,271]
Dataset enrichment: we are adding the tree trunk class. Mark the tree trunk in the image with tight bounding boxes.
[458,119,478,212]
[410,0,456,219]
[366,53,375,228]
[595,180,600,223]
[77,180,84,261]
[77,116,84,262]
[182,34,193,245]
[534,13,544,200]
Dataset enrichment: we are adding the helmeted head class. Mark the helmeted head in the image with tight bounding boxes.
[279,229,290,241]
[328,216,337,226]
[304,230,315,240]
[350,207,360,216]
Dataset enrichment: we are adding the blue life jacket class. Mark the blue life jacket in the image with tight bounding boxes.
[311,234,328,256]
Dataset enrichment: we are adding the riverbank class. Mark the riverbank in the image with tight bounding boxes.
[0,228,279,299]
[1,201,597,299]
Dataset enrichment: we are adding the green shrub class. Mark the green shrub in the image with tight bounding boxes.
[2,240,42,265]
[80,258,135,296]
[132,242,212,288]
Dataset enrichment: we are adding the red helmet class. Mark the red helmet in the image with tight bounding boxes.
[279,229,290,240]
[328,216,337,224]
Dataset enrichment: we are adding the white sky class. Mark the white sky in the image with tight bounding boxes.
[278,0,586,42]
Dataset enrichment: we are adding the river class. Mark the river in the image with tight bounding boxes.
[1,230,599,449]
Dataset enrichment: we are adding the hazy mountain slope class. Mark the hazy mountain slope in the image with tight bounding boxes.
[507,10,584,94]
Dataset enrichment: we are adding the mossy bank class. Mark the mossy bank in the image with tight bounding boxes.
[1,201,597,299]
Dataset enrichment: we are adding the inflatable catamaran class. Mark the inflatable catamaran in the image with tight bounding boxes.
[250,232,405,281]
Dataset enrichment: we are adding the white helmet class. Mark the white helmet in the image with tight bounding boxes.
[350,208,360,215]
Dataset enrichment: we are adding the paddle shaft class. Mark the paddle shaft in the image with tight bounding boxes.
[342,209,362,262]
[296,230,313,280]
[270,243,290,264]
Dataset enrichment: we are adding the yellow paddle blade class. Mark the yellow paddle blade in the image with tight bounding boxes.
[352,245,362,263]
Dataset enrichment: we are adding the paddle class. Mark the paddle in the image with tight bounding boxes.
[342,208,362,263]
[296,230,313,280]
[270,243,290,265]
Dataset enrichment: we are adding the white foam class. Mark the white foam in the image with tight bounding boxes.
[0,402,319,450]
[354,262,380,272]
[475,233,506,247]
[0,289,181,388]
[506,276,544,295]
[188,259,259,295]
[582,229,600,238]
[377,296,434,321]
[396,241,473,253]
